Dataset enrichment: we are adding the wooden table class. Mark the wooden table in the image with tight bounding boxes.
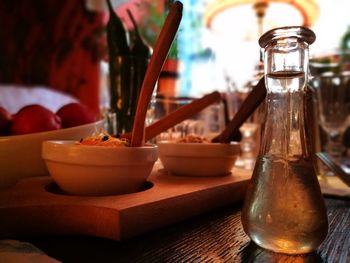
[22,196,349,262]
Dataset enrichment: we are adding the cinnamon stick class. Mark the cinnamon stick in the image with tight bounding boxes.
[130,1,183,147]
[122,91,222,141]
[211,76,267,143]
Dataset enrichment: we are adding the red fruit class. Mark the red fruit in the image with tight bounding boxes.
[56,103,97,128]
[11,105,62,135]
[0,107,13,135]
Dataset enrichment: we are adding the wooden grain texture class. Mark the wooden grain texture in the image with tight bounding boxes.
[22,197,349,262]
[0,166,250,241]
[3,167,349,262]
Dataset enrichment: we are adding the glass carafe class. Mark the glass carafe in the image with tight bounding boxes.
[241,26,328,254]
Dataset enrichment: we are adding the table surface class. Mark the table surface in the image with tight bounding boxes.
[23,196,349,263]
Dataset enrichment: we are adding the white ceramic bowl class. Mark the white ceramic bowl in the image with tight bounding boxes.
[157,142,240,177]
[42,141,158,196]
[0,120,104,190]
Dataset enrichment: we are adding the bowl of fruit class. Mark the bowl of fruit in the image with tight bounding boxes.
[0,102,104,190]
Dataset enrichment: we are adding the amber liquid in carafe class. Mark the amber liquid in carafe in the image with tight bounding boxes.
[242,71,328,254]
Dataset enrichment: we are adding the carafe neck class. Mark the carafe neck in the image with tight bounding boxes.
[259,26,316,159]
[260,85,310,159]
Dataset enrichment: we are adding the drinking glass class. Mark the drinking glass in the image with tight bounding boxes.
[152,96,201,142]
[311,71,350,160]
[229,63,264,170]
[152,95,225,142]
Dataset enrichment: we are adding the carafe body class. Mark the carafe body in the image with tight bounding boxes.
[241,26,328,254]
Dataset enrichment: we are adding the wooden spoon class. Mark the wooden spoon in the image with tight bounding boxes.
[130,1,183,147]
[122,91,222,141]
[211,76,267,143]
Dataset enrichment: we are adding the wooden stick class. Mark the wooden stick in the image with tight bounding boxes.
[122,91,222,141]
[130,1,183,147]
[211,77,267,143]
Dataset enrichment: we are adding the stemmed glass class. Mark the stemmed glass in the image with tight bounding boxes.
[311,71,350,160]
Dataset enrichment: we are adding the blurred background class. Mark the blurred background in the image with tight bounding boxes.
[0,0,349,173]
[110,0,350,98]
[0,0,349,112]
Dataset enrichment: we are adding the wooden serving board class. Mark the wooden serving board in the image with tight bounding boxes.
[0,165,251,241]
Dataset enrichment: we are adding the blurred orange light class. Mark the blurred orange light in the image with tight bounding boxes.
[204,0,319,28]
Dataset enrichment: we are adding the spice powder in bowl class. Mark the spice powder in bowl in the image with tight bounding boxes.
[157,134,240,177]
[42,132,158,196]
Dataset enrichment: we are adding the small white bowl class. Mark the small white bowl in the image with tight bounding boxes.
[0,120,104,190]
[42,141,158,196]
[157,142,240,177]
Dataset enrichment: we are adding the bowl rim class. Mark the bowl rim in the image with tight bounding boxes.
[43,140,158,149]
[157,141,240,158]
[0,119,105,140]
[157,141,240,146]
[42,140,159,166]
